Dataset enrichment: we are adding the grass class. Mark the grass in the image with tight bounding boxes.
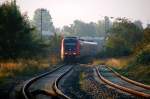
[0,40,61,99]
[0,54,60,78]
[93,56,134,68]
[122,64,150,85]
[0,55,61,99]
[0,59,49,86]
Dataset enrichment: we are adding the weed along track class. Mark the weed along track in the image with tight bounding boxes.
[22,64,73,99]
[95,65,150,98]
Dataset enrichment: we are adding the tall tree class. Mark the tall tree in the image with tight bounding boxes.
[65,20,97,36]
[0,2,34,58]
[110,18,143,47]
[104,16,110,34]
[105,17,143,56]
[96,20,105,36]
[62,25,73,36]
[134,20,143,31]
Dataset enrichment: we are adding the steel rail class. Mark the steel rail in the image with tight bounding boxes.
[22,64,71,99]
[54,66,73,99]
[95,66,150,98]
[106,66,150,90]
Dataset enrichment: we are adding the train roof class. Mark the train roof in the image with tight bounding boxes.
[80,40,98,45]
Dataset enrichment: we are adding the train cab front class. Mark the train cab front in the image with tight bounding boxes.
[63,37,80,61]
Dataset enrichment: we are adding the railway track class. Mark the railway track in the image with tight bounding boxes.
[22,64,73,99]
[95,65,150,98]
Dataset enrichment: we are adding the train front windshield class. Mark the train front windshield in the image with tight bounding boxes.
[64,39,77,51]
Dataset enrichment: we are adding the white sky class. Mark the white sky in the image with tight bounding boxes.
[1,0,150,28]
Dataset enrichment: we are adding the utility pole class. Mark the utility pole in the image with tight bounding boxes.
[104,16,107,39]
[14,0,16,5]
[10,0,16,10]
[10,0,16,6]
[41,9,43,40]
[104,16,110,37]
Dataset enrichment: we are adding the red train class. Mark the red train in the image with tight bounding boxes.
[61,37,98,61]
[61,37,80,61]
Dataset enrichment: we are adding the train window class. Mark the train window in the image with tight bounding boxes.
[65,43,76,46]
[64,39,77,43]
[64,39,77,51]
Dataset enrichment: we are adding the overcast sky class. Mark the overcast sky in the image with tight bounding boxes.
[1,0,150,28]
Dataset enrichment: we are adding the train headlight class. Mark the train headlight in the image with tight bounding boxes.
[65,53,68,55]
[73,53,76,55]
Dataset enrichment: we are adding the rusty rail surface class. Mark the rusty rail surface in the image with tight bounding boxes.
[106,66,150,90]
[95,65,150,98]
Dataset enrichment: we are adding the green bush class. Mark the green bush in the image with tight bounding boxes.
[136,46,150,65]
[101,18,143,58]
[0,2,35,59]
[100,35,132,57]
